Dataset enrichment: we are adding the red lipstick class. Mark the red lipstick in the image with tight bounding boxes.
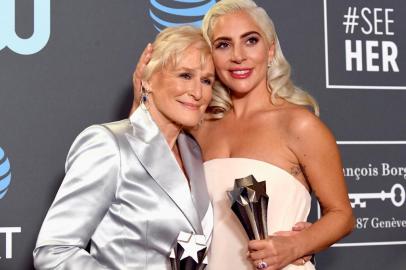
[229,68,252,79]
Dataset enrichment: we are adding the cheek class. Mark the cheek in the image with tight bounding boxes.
[249,48,269,64]
[214,63,229,80]
[203,87,213,102]
[165,82,185,97]
[213,53,228,68]
[153,87,169,101]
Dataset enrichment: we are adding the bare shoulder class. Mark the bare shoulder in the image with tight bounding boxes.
[281,105,339,159]
[282,106,333,140]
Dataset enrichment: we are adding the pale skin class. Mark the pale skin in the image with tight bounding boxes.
[132,11,354,270]
[143,42,214,175]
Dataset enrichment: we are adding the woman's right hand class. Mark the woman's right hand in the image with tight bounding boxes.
[272,222,313,266]
[130,43,153,114]
[248,221,314,270]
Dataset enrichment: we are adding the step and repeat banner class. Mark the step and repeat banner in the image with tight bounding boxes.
[0,0,405,269]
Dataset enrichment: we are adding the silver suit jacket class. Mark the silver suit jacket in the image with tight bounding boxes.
[33,107,213,270]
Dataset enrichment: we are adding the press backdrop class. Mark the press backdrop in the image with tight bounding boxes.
[1,0,405,269]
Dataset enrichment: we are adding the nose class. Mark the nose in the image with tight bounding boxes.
[231,44,246,63]
[189,78,203,100]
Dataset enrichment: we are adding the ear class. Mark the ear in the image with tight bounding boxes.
[141,80,152,92]
[268,42,275,63]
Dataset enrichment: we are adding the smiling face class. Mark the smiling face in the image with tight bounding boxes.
[210,10,274,96]
[146,42,215,128]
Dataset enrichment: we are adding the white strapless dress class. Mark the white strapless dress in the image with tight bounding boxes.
[204,158,315,270]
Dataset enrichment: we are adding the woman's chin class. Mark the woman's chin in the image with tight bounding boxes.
[176,119,200,128]
[170,110,203,128]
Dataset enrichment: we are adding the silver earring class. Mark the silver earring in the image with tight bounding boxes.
[140,86,150,110]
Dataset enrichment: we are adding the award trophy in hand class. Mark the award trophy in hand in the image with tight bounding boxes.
[169,231,208,270]
[227,175,269,240]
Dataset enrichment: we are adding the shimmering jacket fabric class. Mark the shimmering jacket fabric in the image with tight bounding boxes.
[33,107,213,270]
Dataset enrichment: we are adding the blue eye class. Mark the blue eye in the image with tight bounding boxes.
[180,73,192,79]
[202,78,212,85]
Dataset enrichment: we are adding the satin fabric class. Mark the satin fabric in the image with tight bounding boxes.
[33,107,213,270]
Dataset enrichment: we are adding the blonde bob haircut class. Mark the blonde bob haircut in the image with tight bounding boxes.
[142,26,212,82]
[202,0,319,118]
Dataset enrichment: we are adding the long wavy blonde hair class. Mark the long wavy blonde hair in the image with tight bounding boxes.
[201,0,319,118]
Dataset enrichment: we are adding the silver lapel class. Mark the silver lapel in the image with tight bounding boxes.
[177,132,210,236]
[125,107,202,234]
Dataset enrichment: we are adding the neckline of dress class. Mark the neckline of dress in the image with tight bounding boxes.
[203,157,311,195]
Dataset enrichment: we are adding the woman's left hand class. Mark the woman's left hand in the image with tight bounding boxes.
[248,235,300,270]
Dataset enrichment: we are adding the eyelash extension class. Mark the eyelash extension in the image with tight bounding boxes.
[246,36,259,44]
[214,41,229,49]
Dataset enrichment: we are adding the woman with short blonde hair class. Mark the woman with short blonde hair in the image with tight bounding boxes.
[34,25,215,270]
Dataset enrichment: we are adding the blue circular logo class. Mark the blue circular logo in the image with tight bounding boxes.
[149,0,216,32]
[0,147,12,199]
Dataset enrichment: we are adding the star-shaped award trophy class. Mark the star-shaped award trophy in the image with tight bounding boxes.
[169,231,208,270]
[227,175,269,240]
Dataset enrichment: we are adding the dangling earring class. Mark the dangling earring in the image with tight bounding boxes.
[140,84,150,110]
[267,60,272,68]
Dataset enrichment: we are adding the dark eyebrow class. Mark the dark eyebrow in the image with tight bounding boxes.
[213,36,232,43]
[213,31,261,43]
[241,31,261,38]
